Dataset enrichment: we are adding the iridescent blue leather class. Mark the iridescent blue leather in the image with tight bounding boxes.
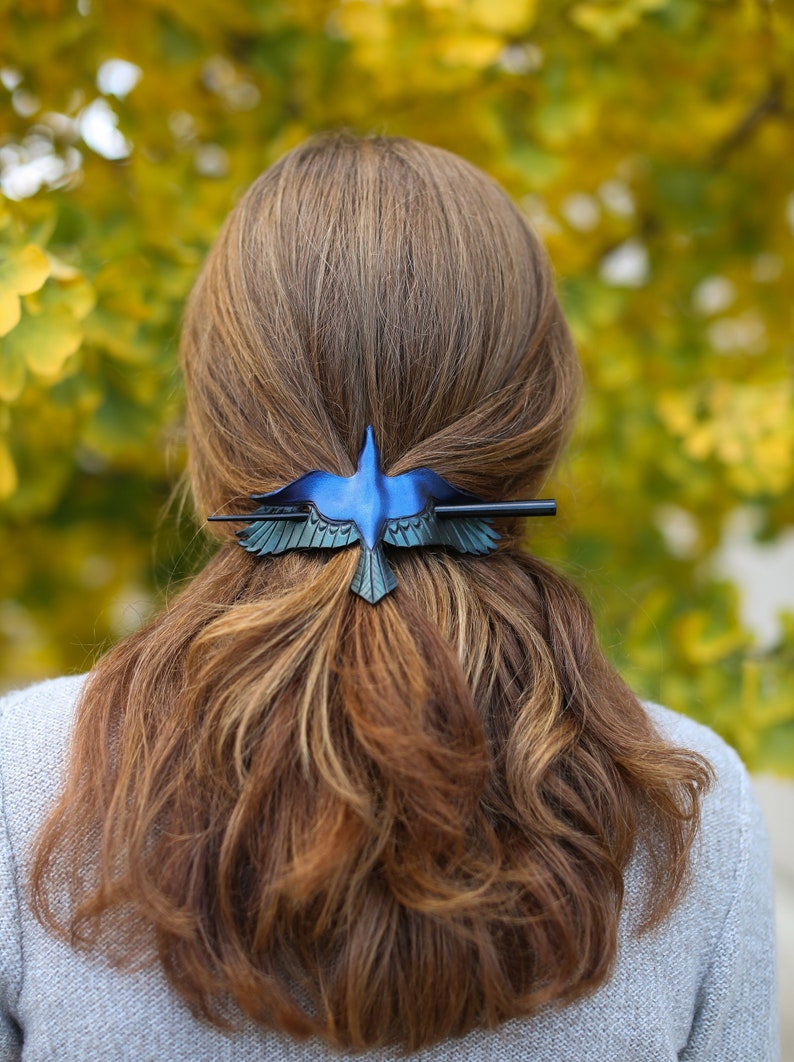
[253,426,484,549]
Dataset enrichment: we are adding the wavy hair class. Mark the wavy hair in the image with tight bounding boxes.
[32,135,711,1052]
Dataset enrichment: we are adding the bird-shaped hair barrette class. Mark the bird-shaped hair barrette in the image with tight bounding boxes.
[208,426,556,604]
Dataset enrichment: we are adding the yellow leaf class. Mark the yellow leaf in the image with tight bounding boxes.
[66,279,98,322]
[753,434,792,493]
[0,439,17,499]
[470,0,538,35]
[26,276,97,322]
[684,425,714,461]
[0,244,51,297]
[440,32,503,68]
[715,435,743,465]
[3,308,83,380]
[0,290,21,337]
[657,391,693,435]
[673,611,748,666]
[336,2,390,42]
[570,2,640,41]
[0,244,51,337]
[571,0,668,39]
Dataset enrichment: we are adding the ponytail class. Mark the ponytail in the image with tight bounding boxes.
[32,542,709,1050]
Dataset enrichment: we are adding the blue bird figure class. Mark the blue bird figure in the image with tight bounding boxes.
[227,426,499,603]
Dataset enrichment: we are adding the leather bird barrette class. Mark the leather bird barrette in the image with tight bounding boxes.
[208,426,556,604]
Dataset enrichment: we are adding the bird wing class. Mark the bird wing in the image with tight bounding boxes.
[236,504,360,556]
[382,505,499,556]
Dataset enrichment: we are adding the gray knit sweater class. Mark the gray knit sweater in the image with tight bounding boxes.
[0,675,778,1061]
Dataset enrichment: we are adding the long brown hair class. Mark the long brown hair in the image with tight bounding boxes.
[32,135,711,1051]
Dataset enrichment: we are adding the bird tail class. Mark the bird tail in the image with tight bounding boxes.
[350,544,397,604]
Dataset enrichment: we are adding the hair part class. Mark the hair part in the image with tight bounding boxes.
[31,135,711,1052]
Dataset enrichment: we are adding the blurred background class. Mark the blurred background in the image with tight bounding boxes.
[1,0,792,1052]
[2,0,792,768]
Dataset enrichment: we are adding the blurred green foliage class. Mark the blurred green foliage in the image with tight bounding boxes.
[1,0,792,771]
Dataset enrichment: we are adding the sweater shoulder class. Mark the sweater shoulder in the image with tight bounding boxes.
[642,700,748,784]
[642,699,757,854]
[640,701,766,946]
[0,674,86,796]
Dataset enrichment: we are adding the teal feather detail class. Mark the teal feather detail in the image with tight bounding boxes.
[233,502,498,604]
[350,543,397,604]
[237,506,359,557]
[383,509,498,555]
